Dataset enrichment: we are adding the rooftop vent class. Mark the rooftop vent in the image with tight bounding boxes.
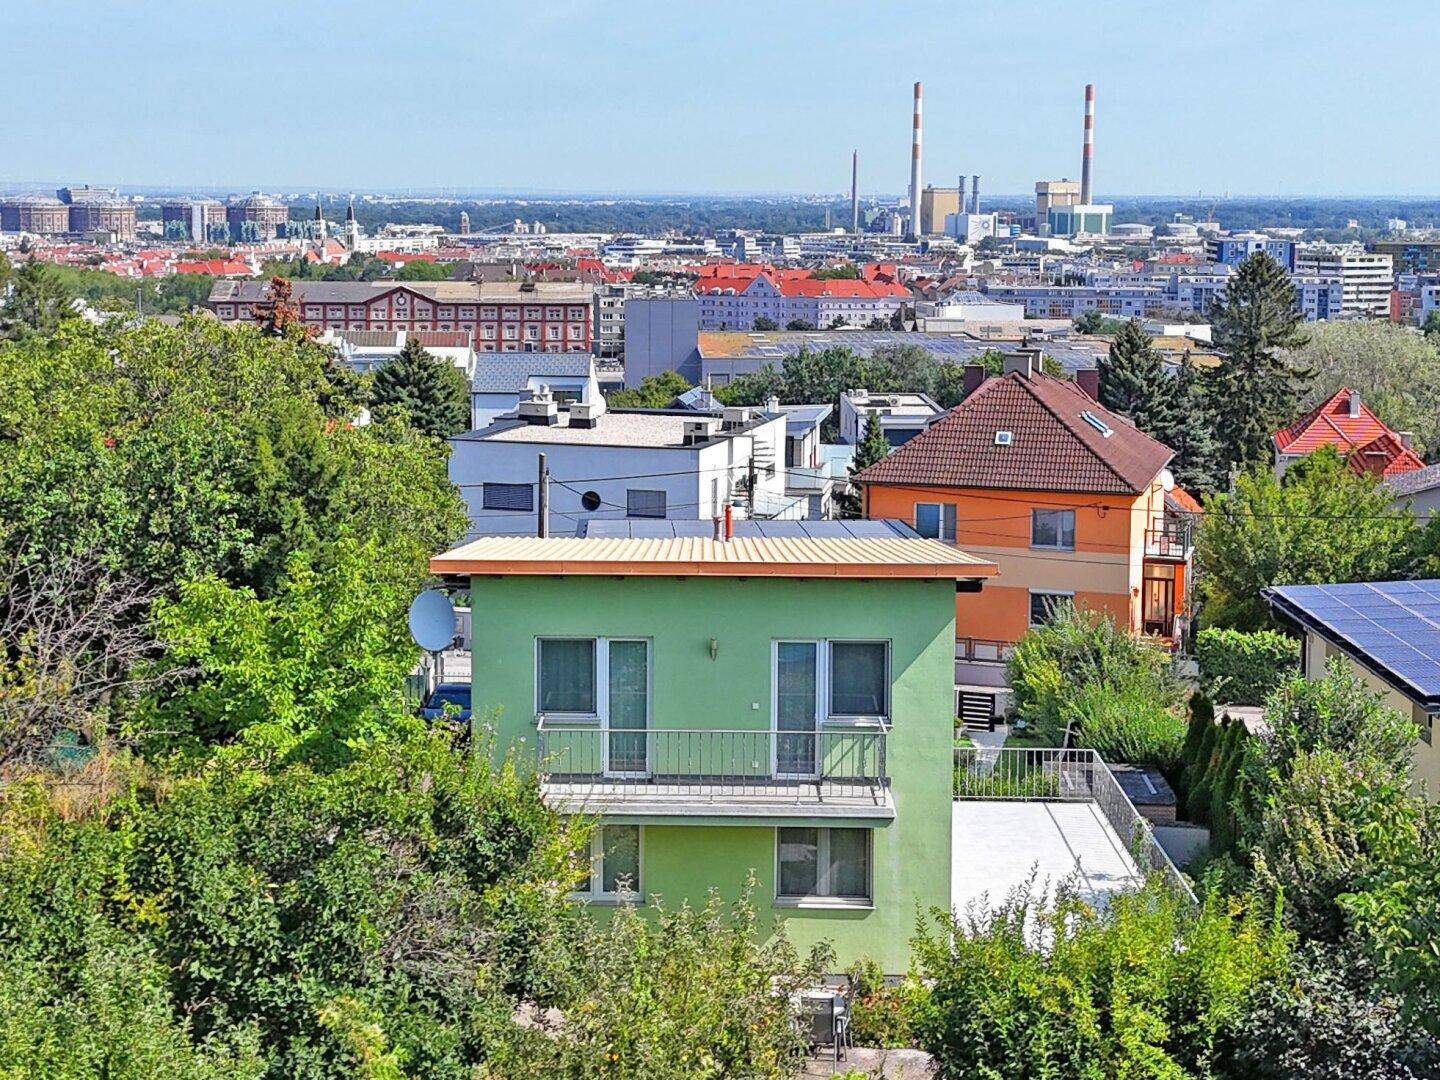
[994,430,1014,446]
[684,417,722,445]
[568,399,606,429]
[517,386,559,426]
[721,406,753,431]
[1080,410,1113,438]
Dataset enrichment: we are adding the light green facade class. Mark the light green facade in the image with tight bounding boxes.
[468,574,957,973]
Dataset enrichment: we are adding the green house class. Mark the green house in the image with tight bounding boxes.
[431,522,995,973]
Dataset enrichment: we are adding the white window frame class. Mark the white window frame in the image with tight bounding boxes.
[1031,508,1076,551]
[773,826,873,909]
[825,639,891,726]
[534,637,651,778]
[572,824,644,904]
[914,501,957,542]
[1028,589,1075,628]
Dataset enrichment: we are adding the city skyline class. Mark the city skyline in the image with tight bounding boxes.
[3,0,1438,198]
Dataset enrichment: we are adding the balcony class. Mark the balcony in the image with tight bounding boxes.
[1143,520,1193,562]
[535,722,892,820]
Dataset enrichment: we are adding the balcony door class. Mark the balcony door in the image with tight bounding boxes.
[774,641,820,779]
[605,639,650,778]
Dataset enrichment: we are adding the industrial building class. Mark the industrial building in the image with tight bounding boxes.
[225,191,289,241]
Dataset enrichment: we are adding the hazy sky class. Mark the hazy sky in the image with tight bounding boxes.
[4,0,1437,197]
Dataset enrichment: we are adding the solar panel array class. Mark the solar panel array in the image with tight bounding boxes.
[582,519,921,540]
[1269,580,1440,702]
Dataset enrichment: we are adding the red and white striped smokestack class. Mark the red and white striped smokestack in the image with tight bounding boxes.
[1080,83,1095,205]
[908,81,923,239]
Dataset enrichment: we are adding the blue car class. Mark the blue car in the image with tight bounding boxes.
[418,682,472,723]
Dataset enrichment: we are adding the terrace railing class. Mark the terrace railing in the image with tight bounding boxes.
[536,722,888,803]
[954,746,1194,901]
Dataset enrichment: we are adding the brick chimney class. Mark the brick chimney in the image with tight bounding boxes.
[1075,368,1100,400]
[962,364,986,398]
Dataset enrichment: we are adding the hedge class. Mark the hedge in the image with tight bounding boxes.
[1197,627,1300,706]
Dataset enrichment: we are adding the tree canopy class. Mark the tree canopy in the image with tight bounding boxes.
[370,337,472,440]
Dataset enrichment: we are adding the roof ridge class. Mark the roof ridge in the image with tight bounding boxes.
[1016,374,1145,493]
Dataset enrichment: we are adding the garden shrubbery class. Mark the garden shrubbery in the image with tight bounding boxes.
[1196,627,1300,705]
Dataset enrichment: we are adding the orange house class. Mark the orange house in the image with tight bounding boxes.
[857,357,1193,650]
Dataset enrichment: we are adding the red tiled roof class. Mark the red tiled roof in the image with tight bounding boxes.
[1167,487,1203,514]
[857,371,1174,496]
[1273,388,1395,455]
[695,272,907,299]
[1348,431,1426,478]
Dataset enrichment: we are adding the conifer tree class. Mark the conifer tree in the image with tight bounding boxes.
[837,413,890,517]
[370,338,470,439]
[1206,252,1310,478]
[1099,319,1178,429]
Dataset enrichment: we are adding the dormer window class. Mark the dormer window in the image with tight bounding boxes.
[994,431,1014,446]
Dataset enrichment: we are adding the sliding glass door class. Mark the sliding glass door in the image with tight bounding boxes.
[605,639,649,777]
[775,641,819,778]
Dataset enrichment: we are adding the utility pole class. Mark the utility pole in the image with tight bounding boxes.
[537,453,550,538]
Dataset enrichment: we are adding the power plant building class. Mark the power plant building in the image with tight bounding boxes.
[919,186,960,237]
[1047,204,1113,237]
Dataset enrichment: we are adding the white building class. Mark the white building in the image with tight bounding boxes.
[838,389,943,447]
[318,329,477,379]
[470,353,602,431]
[1293,246,1393,317]
[450,395,797,536]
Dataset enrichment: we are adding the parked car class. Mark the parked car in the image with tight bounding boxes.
[418,682,472,723]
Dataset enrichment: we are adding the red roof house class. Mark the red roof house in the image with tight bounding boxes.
[1273,388,1424,477]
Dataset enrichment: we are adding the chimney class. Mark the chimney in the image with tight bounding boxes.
[1076,368,1100,400]
[517,386,559,425]
[723,502,734,542]
[851,150,859,234]
[908,82,923,240]
[1348,390,1361,417]
[962,364,985,398]
[1080,83,1095,205]
[766,394,781,413]
[1400,430,1415,449]
[957,175,966,220]
[1003,353,1033,380]
[970,174,981,215]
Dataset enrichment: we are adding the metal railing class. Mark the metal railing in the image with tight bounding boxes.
[953,747,1193,901]
[1144,521,1192,560]
[536,722,888,802]
[955,637,1017,664]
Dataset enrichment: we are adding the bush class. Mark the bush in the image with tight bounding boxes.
[910,879,1290,1078]
[1197,628,1300,706]
[845,959,921,1049]
[1065,670,1187,773]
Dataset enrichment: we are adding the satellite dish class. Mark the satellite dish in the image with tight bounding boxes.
[409,589,457,652]
[1159,468,1176,493]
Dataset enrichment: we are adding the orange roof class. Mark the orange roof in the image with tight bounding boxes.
[1167,487,1203,514]
[1348,431,1426,478]
[1273,388,1396,455]
[430,534,996,580]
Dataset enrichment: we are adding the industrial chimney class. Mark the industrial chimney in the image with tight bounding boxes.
[851,150,859,233]
[908,82,923,240]
[957,175,966,221]
[1080,83,1095,205]
[970,175,981,215]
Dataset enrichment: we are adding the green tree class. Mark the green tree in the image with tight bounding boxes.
[1206,252,1311,476]
[751,315,778,330]
[370,337,471,439]
[607,369,693,408]
[1073,308,1105,334]
[812,264,860,280]
[0,258,75,339]
[1195,447,1417,630]
[836,413,890,517]
[1168,351,1223,493]
[1099,318,1180,435]
[784,318,815,331]
[394,259,453,282]
[1423,309,1440,342]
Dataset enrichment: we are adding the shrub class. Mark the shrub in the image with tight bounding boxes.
[910,879,1290,1078]
[1065,670,1187,773]
[1178,694,1216,794]
[1197,628,1300,706]
[845,959,922,1049]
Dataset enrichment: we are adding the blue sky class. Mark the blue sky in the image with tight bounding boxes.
[3,0,1437,196]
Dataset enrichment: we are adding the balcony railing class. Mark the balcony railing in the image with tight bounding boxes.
[955,637,1017,665]
[954,747,1193,901]
[1144,521,1193,561]
[536,722,888,803]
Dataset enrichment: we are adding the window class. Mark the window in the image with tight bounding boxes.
[1031,508,1076,550]
[1029,590,1074,627]
[829,641,888,718]
[537,638,597,714]
[482,482,533,511]
[914,502,956,542]
[574,825,641,901]
[627,489,666,518]
[776,827,870,904]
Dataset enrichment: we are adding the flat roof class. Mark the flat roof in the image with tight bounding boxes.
[456,408,763,448]
[430,528,997,579]
[951,801,1144,915]
[1265,580,1440,707]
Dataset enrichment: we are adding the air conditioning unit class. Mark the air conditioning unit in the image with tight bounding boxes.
[684,417,722,445]
[721,407,752,430]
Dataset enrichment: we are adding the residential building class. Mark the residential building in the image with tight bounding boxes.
[1265,581,1440,796]
[694,271,908,331]
[317,328,477,379]
[449,397,795,536]
[981,282,1165,319]
[1386,463,1440,517]
[208,280,595,353]
[469,353,601,430]
[1293,245,1394,317]
[429,520,998,973]
[1272,388,1425,478]
[838,389,943,447]
[593,281,629,360]
[775,402,838,518]
[1208,234,1297,271]
[1371,238,1440,276]
[857,354,1192,674]
[1292,276,1345,321]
